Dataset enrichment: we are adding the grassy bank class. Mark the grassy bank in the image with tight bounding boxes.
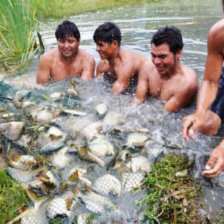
[31,0,161,19]
[0,170,30,224]
[0,0,161,74]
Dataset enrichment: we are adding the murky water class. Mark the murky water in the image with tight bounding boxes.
[2,0,224,222]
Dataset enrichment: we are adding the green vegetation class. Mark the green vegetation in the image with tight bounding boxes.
[0,169,30,224]
[0,0,40,74]
[0,0,160,74]
[30,0,160,19]
[138,153,206,224]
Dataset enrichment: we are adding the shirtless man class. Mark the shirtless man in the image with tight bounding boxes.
[93,22,147,94]
[36,20,95,84]
[133,26,198,112]
[182,3,224,177]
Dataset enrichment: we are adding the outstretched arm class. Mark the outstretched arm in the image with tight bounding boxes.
[81,57,95,80]
[182,22,224,141]
[36,55,51,84]
[96,60,110,78]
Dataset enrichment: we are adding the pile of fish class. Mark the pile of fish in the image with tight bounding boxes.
[0,80,165,224]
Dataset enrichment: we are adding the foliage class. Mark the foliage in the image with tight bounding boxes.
[30,0,161,19]
[0,169,30,224]
[137,153,207,224]
[0,0,40,74]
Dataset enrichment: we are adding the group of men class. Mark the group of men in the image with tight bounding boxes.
[36,3,224,178]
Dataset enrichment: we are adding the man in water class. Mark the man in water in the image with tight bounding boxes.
[36,20,95,84]
[133,26,198,112]
[93,22,148,94]
[182,1,224,177]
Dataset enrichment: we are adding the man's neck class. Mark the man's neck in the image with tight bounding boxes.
[108,49,121,65]
[160,61,182,80]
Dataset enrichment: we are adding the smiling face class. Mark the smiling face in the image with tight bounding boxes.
[151,43,181,76]
[96,40,117,60]
[57,35,80,59]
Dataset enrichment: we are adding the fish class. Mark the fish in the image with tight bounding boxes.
[88,135,114,158]
[46,196,77,220]
[7,166,44,183]
[50,147,73,169]
[92,174,121,196]
[36,109,55,124]
[68,167,92,186]
[75,144,105,167]
[0,121,24,140]
[9,154,40,171]
[121,172,144,192]
[103,111,125,126]
[50,92,64,100]
[40,140,64,154]
[126,156,151,173]
[13,89,31,108]
[21,203,48,224]
[80,121,103,141]
[78,191,115,214]
[62,108,87,116]
[126,132,151,149]
[47,126,66,141]
[95,103,108,116]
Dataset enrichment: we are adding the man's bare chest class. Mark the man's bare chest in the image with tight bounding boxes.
[51,62,82,78]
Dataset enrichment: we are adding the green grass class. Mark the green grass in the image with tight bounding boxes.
[30,0,161,19]
[0,169,30,224]
[137,153,205,224]
[0,0,40,74]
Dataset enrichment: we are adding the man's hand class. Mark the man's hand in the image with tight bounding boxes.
[202,142,224,178]
[182,112,205,141]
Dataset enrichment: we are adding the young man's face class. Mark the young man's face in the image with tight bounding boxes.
[96,40,116,59]
[57,35,80,59]
[151,43,181,76]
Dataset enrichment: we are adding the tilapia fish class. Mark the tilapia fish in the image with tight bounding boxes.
[80,121,103,141]
[21,202,48,224]
[88,135,114,158]
[9,154,39,171]
[78,191,115,214]
[121,172,144,192]
[46,194,78,220]
[75,145,105,167]
[92,174,121,196]
[126,132,151,148]
[0,121,24,140]
[126,155,151,173]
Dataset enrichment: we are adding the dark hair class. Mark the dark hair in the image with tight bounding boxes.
[55,20,80,41]
[93,22,121,46]
[151,26,183,54]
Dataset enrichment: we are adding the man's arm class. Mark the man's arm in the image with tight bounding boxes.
[182,23,223,141]
[81,57,95,80]
[132,62,149,103]
[96,60,110,78]
[36,54,51,84]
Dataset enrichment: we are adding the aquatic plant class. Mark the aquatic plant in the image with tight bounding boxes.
[0,0,41,74]
[0,169,30,224]
[137,153,206,224]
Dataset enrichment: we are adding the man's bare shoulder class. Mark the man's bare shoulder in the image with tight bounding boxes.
[78,49,95,62]
[121,48,147,61]
[208,19,224,48]
[40,49,58,63]
[181,64,198,89]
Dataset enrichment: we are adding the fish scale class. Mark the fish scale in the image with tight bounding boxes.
[92,174,121,196]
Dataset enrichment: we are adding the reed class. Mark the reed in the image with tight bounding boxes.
[0,0,39,74]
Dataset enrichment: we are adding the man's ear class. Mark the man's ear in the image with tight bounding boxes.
[111,40,119,48]
[176,49,182,60]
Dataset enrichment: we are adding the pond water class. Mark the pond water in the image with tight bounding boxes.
[2,0,224,222]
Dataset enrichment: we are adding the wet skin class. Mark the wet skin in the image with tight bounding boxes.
[133,43,198,112]
[95,40,147,94]
[36,35,95,84]
[182,18,224,177]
